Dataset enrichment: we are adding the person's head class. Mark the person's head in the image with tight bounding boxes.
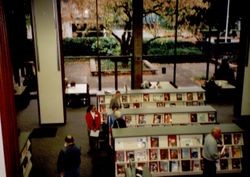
[114,110,122,119]
[87,104,96,112]
[115,90,121,98]
[64,135,75,147]
[112,105,119,111]
[211,127,222,139]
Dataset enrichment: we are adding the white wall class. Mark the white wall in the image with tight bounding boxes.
[0,116,6,177]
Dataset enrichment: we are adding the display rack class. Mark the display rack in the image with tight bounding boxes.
[112,124,244,177]
[19,132,32,177]
[107,105,216,127]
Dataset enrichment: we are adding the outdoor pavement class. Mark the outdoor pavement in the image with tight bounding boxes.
[64,59,216,93]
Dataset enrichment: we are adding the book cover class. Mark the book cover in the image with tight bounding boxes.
[156,102,165,107]
[164,113,172,124]
[149,162,159,173]
[186,101,193,106]
[233,133,243,145]
[223,133,232,145]
[159,161,168,172]
[181,148,190,159]
[131,94,142,102]
[190,113,198,123]
[231,146,242,158]
[186,92,193,101]
[181,160,191,171]
[125,115,133,127]
[98,96,105,103]
[135,149,148,161]
[116,164,126,175]
[192,160,201,171]
[153,93,163,101]
[232,159,241,169]
[137,137,148,149]
[143,93,150,102]
[164,93,170,101]
[158,136,168,147]
[160,149,168,160]
[150,137,159,148]
[197,92,204,100]
[123,103,130,109]
[220,159,229,170]
[176,93,183,101]
[116,151,125,162]
[169,161,179,172]
[197,113,208,123]
[153,114,162,124]
[121,95,128,102]
[133,103,140,108]
[190,148,199,159]
[137,114,146,126]
[168,135,178,147]
[208,112,216,122]
[192,101,199,106]
[149,149,158,160]
[126,151,135,162]
[170,149,179,159]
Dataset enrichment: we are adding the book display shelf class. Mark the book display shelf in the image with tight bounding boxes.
[112,124,244,177]
[118,105,217,127]
[19,132,32,177]
[97,87,206,122]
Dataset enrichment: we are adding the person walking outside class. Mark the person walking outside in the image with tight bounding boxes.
[57,135,81,177]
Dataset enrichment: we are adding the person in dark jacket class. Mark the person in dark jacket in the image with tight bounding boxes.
[112,110,126,128]
[57,135,81,177]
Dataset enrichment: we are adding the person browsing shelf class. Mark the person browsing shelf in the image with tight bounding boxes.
[85,104,101,153]
[109,90,122,109]
[203,127,225,177]
[57,135,81,177]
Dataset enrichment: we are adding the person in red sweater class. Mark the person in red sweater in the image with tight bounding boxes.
[85,104,101,153]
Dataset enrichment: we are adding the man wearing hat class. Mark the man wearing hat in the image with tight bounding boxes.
[57,135,81,177]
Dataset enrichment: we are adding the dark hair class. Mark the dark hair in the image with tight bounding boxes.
[87,104,94,112]
[65,135,74,144]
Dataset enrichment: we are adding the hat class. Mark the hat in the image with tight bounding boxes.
[114,110,121,119]
[65,135,74,145]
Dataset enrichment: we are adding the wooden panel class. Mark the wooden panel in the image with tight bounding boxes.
[0,0,19,176]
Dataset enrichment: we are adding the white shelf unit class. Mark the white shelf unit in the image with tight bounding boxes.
[97,87,206,122]
[19,132,32,177]
[112,124,244,177]
[108,105,217,127]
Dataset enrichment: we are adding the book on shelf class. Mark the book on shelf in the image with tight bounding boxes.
[191,160,201,171]
[232,158,241,169]
[153,114,162,124]
[169,161,179,172]
[181,148,190,159]
[164,113,172,124]
[158,136,168,147]
[121,95,128,102]
[116,151,125,162]
[133,103,140,108]
[197,92,204,100]
[123,103,130,109]
[126,151,135,162]
[124,115,133,127]
[176,93,183,101]
[181,160,191,171]
[170,149,179,159]
[150,137,159,148]
[192,101,199,106]
[130,94,142,102]
[149,162,159,173]
[231,146,242,158]
[159,161,168,172]
[197,113,208,123]
[186,92,193,101]
[180,135,202,147]
[160,149,169,160]
[168,135,178,147]
[190,113,198,123]
[116,164,126,176]
[137,114,146,126]
[208,112,216,122]
[137,137,148,149]
[186,101,193,106]
[135,149,148,161]
[153,93,163,102]
[98,96,105,103]
[233,133,243,145]
[223,133,232,145]
[156,102,165,107]
[220,159,229,170]
[149,149,159,160]
[190,148,199,159]
[164,93,170,101]
[143,93,150,102]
